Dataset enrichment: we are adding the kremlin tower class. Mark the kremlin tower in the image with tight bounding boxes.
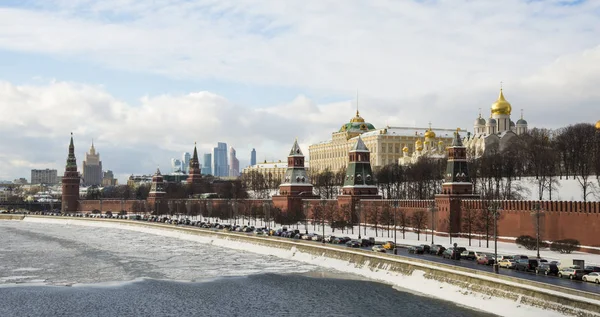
[61,133,80,213]
[272,139,319,212]
[187,142,203,194]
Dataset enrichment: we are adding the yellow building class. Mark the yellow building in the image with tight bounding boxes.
[241,160,288,182]
[309,111,458,172]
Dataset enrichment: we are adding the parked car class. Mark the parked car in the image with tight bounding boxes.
[324,235,336,243]
[383,241,396,250]
[584,266,600,273]
[346,240,361,248]
[476,255,495,266]
[408,245,425,254]
[513,254,529,260]
[582,272,600,284]
[372,245,387,252]
[498,259,516,269]
[430,245,446,256]
[442,249,460,260]
[536,263,559,276]
[360,238,375,247]
[460,251,476,260]
[558,267,586,280]
[515,259,539,272]
[419,244,431,254]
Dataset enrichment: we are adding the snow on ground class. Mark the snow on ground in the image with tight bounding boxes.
[19,217,597,317]
[514,177,599,202]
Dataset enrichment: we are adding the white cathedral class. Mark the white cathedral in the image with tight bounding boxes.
[462,88,528,157]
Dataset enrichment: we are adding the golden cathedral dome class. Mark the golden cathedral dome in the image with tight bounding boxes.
[403,146,409,153]
[596,120,600,130]
[415,139,422,145]
[491,89,512,115]
[424,128,436,139]
[438,140,444,145]
[350,110,365,123]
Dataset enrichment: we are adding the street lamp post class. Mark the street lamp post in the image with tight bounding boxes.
[532,202,543,259]
[393,200,398,254]
[488,201,501,273]
[303,201,309,234]
[357,201,362,240]
[430,201,436,245]
[320,200,327,243]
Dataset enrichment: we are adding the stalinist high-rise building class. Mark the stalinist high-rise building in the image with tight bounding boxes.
[82,141,103,186]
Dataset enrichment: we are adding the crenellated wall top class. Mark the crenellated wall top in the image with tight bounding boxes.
[461,199,600,213]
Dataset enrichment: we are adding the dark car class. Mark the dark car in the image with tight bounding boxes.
[430,245,446,256]
[408,246,425,254]
[346,240,361,248]
[460,251,476,260]
[536,263,559,276]
[442,249,460,260]
[515,259,539,272]
[584,266,600,273]
[360,238,375,247]
[419,244,431,254]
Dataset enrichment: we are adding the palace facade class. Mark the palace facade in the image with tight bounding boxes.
[308,110,456,172]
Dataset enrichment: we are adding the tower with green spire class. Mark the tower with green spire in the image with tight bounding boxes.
[61,133,80,213]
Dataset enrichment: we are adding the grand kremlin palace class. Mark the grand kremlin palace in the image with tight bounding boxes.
[308,110,457,172]
[308,88,529,173]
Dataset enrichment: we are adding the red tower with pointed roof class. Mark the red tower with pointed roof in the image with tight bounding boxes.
[187,143,203,194]
[272,139,319,212]
[147,168,166,214]
[61,133,80,213]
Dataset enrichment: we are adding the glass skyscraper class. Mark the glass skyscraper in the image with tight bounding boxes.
[202,153,212,175]
[250,148,256,166]
[213,142,228,177]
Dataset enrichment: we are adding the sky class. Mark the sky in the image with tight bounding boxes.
[1,0,600,184]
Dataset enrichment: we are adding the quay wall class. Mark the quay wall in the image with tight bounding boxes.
[17,216,600,316]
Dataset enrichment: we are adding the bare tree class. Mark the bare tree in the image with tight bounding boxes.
[461,205,476,247]
[397,210,410,239]
[411,210,428,241]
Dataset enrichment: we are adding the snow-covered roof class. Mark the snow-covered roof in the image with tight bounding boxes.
[359,126,461,138]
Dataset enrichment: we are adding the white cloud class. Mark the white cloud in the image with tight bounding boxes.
[1,0,600,99]
[1,1,600,181]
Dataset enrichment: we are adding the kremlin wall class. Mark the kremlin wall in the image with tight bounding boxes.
[60,89,600,251]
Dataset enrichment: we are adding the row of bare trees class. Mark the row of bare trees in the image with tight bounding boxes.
[472,123,600,201]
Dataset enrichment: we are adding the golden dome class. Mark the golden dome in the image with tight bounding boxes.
[424,128,436,139]
[415,139,422,145]
[491,89,512,115]
[402,146,409,153]
[417,146,423,151]
[350,110,365,123]
[596,120,600,130]
[438,140,444,145]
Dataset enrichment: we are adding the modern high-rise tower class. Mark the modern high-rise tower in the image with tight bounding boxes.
[250,148,257,166]
[229,146,239,177]
[182,152,191,173]
[82,141,102,186]
[202,153,212,175]
[213,142,228,177]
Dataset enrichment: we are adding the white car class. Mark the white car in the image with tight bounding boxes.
[582,272,600,284]
[372,245,386,253]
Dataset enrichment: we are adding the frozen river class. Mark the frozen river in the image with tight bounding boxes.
[0,221,498,317]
